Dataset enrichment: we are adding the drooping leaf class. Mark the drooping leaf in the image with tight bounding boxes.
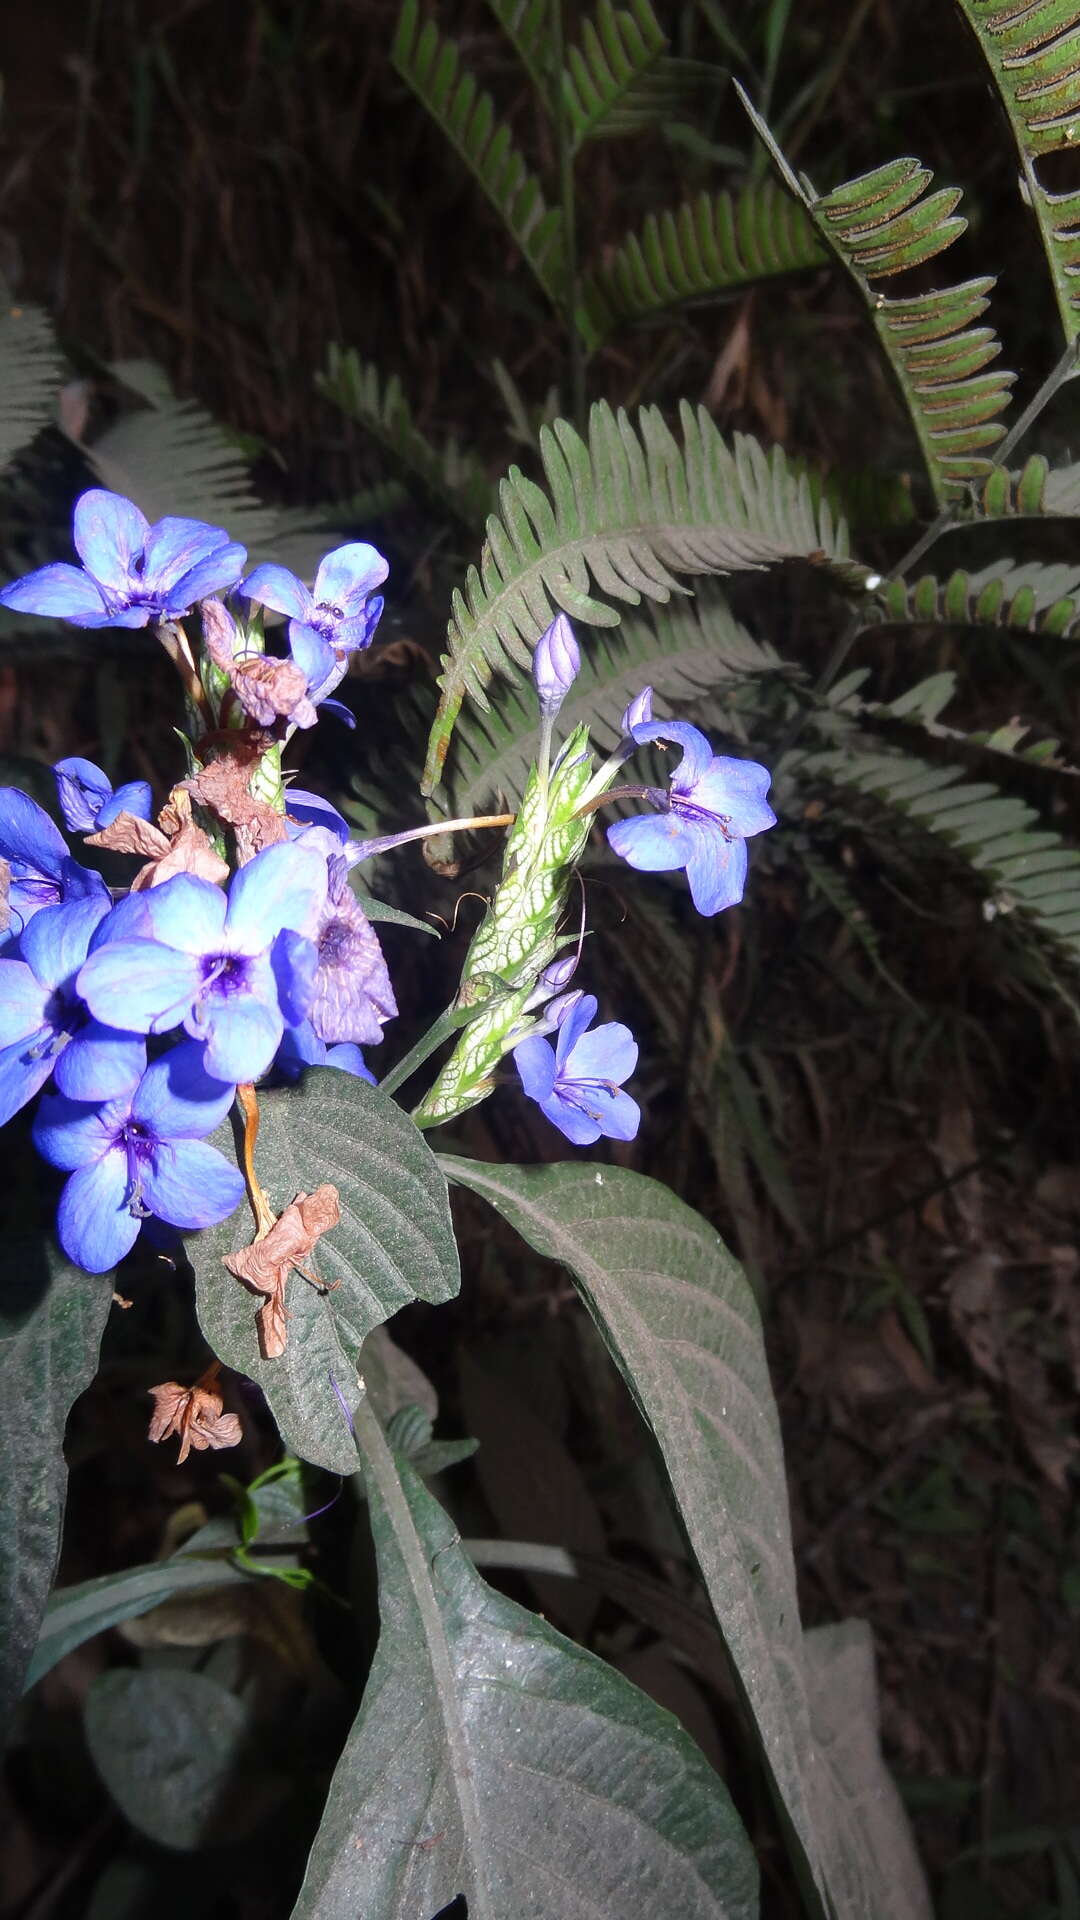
[423,398,869,791]
[0,293,63,470]
[294,1399,759,1920]
[392,0,566,311]
[85,1670,272,1850]
[439,1158,932,1920]
[804,1620,932,1920]
[318,348,494,532]
[584,183,827,341]
[0,1235,113,1739]
[191,1072,459,1474]
[955,0,1080,343]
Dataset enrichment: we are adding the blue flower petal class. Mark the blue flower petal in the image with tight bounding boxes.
[89,891,154,949]
[140,516,230,591]
[690,755,776,837]
[72,604,152,630]
[606,811,698,873]
[288,623,336,691]
[142,873,228,953]
[132,1038,236,1138]
[315,697,355,728]
[591,1084,640,1140]
[313,543,388,615]
[53,1024,147,1101]
[0,563,110,623]
[53,759,113,832]
[167,543,248,610]
[284,790,350,842]
[225,843,326,950]
[199,996,282,1083]
[554,993,598,1070]
[0,1034,57,1127]
[242,563,313,622]
[33,1090,124,1171]
[73,491,150,593]
[271,928,317,1027]
[142,1139,245,1229]
[564,1020,638,1087]
[629,718,715,788]
[56,1152,140,1273]
[0,787,70,875]
[325,1043,373,1081]
[684,829,747,916]
[541,1090,602,1146]
[77,939,202,1033]
[98,780,154,828]
[0,962,49,1044]
[22,897,110,989]
[513,1034,557,1103]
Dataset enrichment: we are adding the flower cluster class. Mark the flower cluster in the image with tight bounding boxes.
[0,485,777,1277]
[0,490,396,1275]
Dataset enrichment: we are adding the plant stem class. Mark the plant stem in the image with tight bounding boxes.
[550,0,586,429]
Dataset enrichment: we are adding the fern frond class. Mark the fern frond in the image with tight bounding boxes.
[738,89,1014,508]
[446,587,783,813]
[563,0,687,149]
[318,346,492,531]
[956,0,1080,342]
[485,0,553,102]
[392,0,564,308]
[423,397,871,792]
[801,744,1080,964]
[861,560,1080,638]
[0,296,62,470]
[970,453,1080,517]
[794,845,913,1001]
[583,183,827,341]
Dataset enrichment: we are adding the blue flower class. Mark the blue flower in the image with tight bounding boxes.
[275,1020,375,1083]
[0,490,247,630]
[0,787,110,942]
[242,543,388,704]
[533,612,580,718]
[513,992,639,1146]
[76,842,328,1083]
[0,897,147,1126]
[283,788,351,842]
[54,757,153,835]
[606,719,776,916]
[33,1041,243,1273]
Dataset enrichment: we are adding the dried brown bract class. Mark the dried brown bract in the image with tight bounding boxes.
[223,1185,341,1359]
[201,597,317,729]
[185,755,288,862]
[147,1376,242,1465]
[87,787,229,891]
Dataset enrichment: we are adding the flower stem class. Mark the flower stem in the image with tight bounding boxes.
[236,1083,277,1238]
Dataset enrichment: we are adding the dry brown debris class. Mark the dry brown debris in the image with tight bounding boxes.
[147,1375,243,1465]
[223,1185,341,1359]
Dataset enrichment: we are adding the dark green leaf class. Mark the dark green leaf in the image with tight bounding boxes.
[440,1159,931,1919]
[294,1398,758,1919]
[0,1236,112,1738]
[192,1073,459,1473]
[85,1670,275,1850]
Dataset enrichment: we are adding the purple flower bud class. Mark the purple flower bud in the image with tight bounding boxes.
[538,953,578,996]
[621,686,654,736]
[532,614,580,718]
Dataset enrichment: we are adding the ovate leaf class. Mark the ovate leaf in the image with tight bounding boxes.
[294,1401,759,1919]
[440,1159,931,1920]
[85,1670,271,1850]
[0,1236,112,1737]
[192,1073,459,1474]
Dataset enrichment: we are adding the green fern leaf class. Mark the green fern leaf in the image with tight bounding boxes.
[485,0,553,101]
[738,89,1014,508]
[562,1,709,149]
[318,347,492,531]
[956,0,1080,343]
[422,397,872,792]
[583,183,827,341]
[392,0,565,309]
[445,586,783,813]
[0,295,62,470]
[794,845,913,1001]
[970,453,1080,517]
[801,744,1080,964]
[862,559,1080,638]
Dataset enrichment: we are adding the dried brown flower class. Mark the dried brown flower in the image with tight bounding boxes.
[147,1376,242,1465]
[223,1185,341,1359]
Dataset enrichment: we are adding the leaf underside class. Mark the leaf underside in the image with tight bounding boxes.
[0,295,63,471]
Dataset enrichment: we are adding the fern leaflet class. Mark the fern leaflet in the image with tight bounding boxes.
[318,347,492,531]
[485,0,553,102]
[563,1,700,150]
[970,452,1080,516]
[392,0,565,308]
[738,88,1014,508]
[422,398,871,792]
[861,559,1080,639]
[956,0,1080,343]
[583,183,827,341]
[0,295,62,471]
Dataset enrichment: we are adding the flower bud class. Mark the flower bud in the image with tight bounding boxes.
[532,613,580,718]
[621,685,654,736]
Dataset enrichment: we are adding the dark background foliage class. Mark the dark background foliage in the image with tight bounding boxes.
[2,3,1079,1916]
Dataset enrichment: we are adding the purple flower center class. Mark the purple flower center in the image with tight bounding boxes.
[118,1118,156,1217]
[200,952,252,997]
[318,918,353,965]
[313,601,344,640]
[670,792,735,839]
